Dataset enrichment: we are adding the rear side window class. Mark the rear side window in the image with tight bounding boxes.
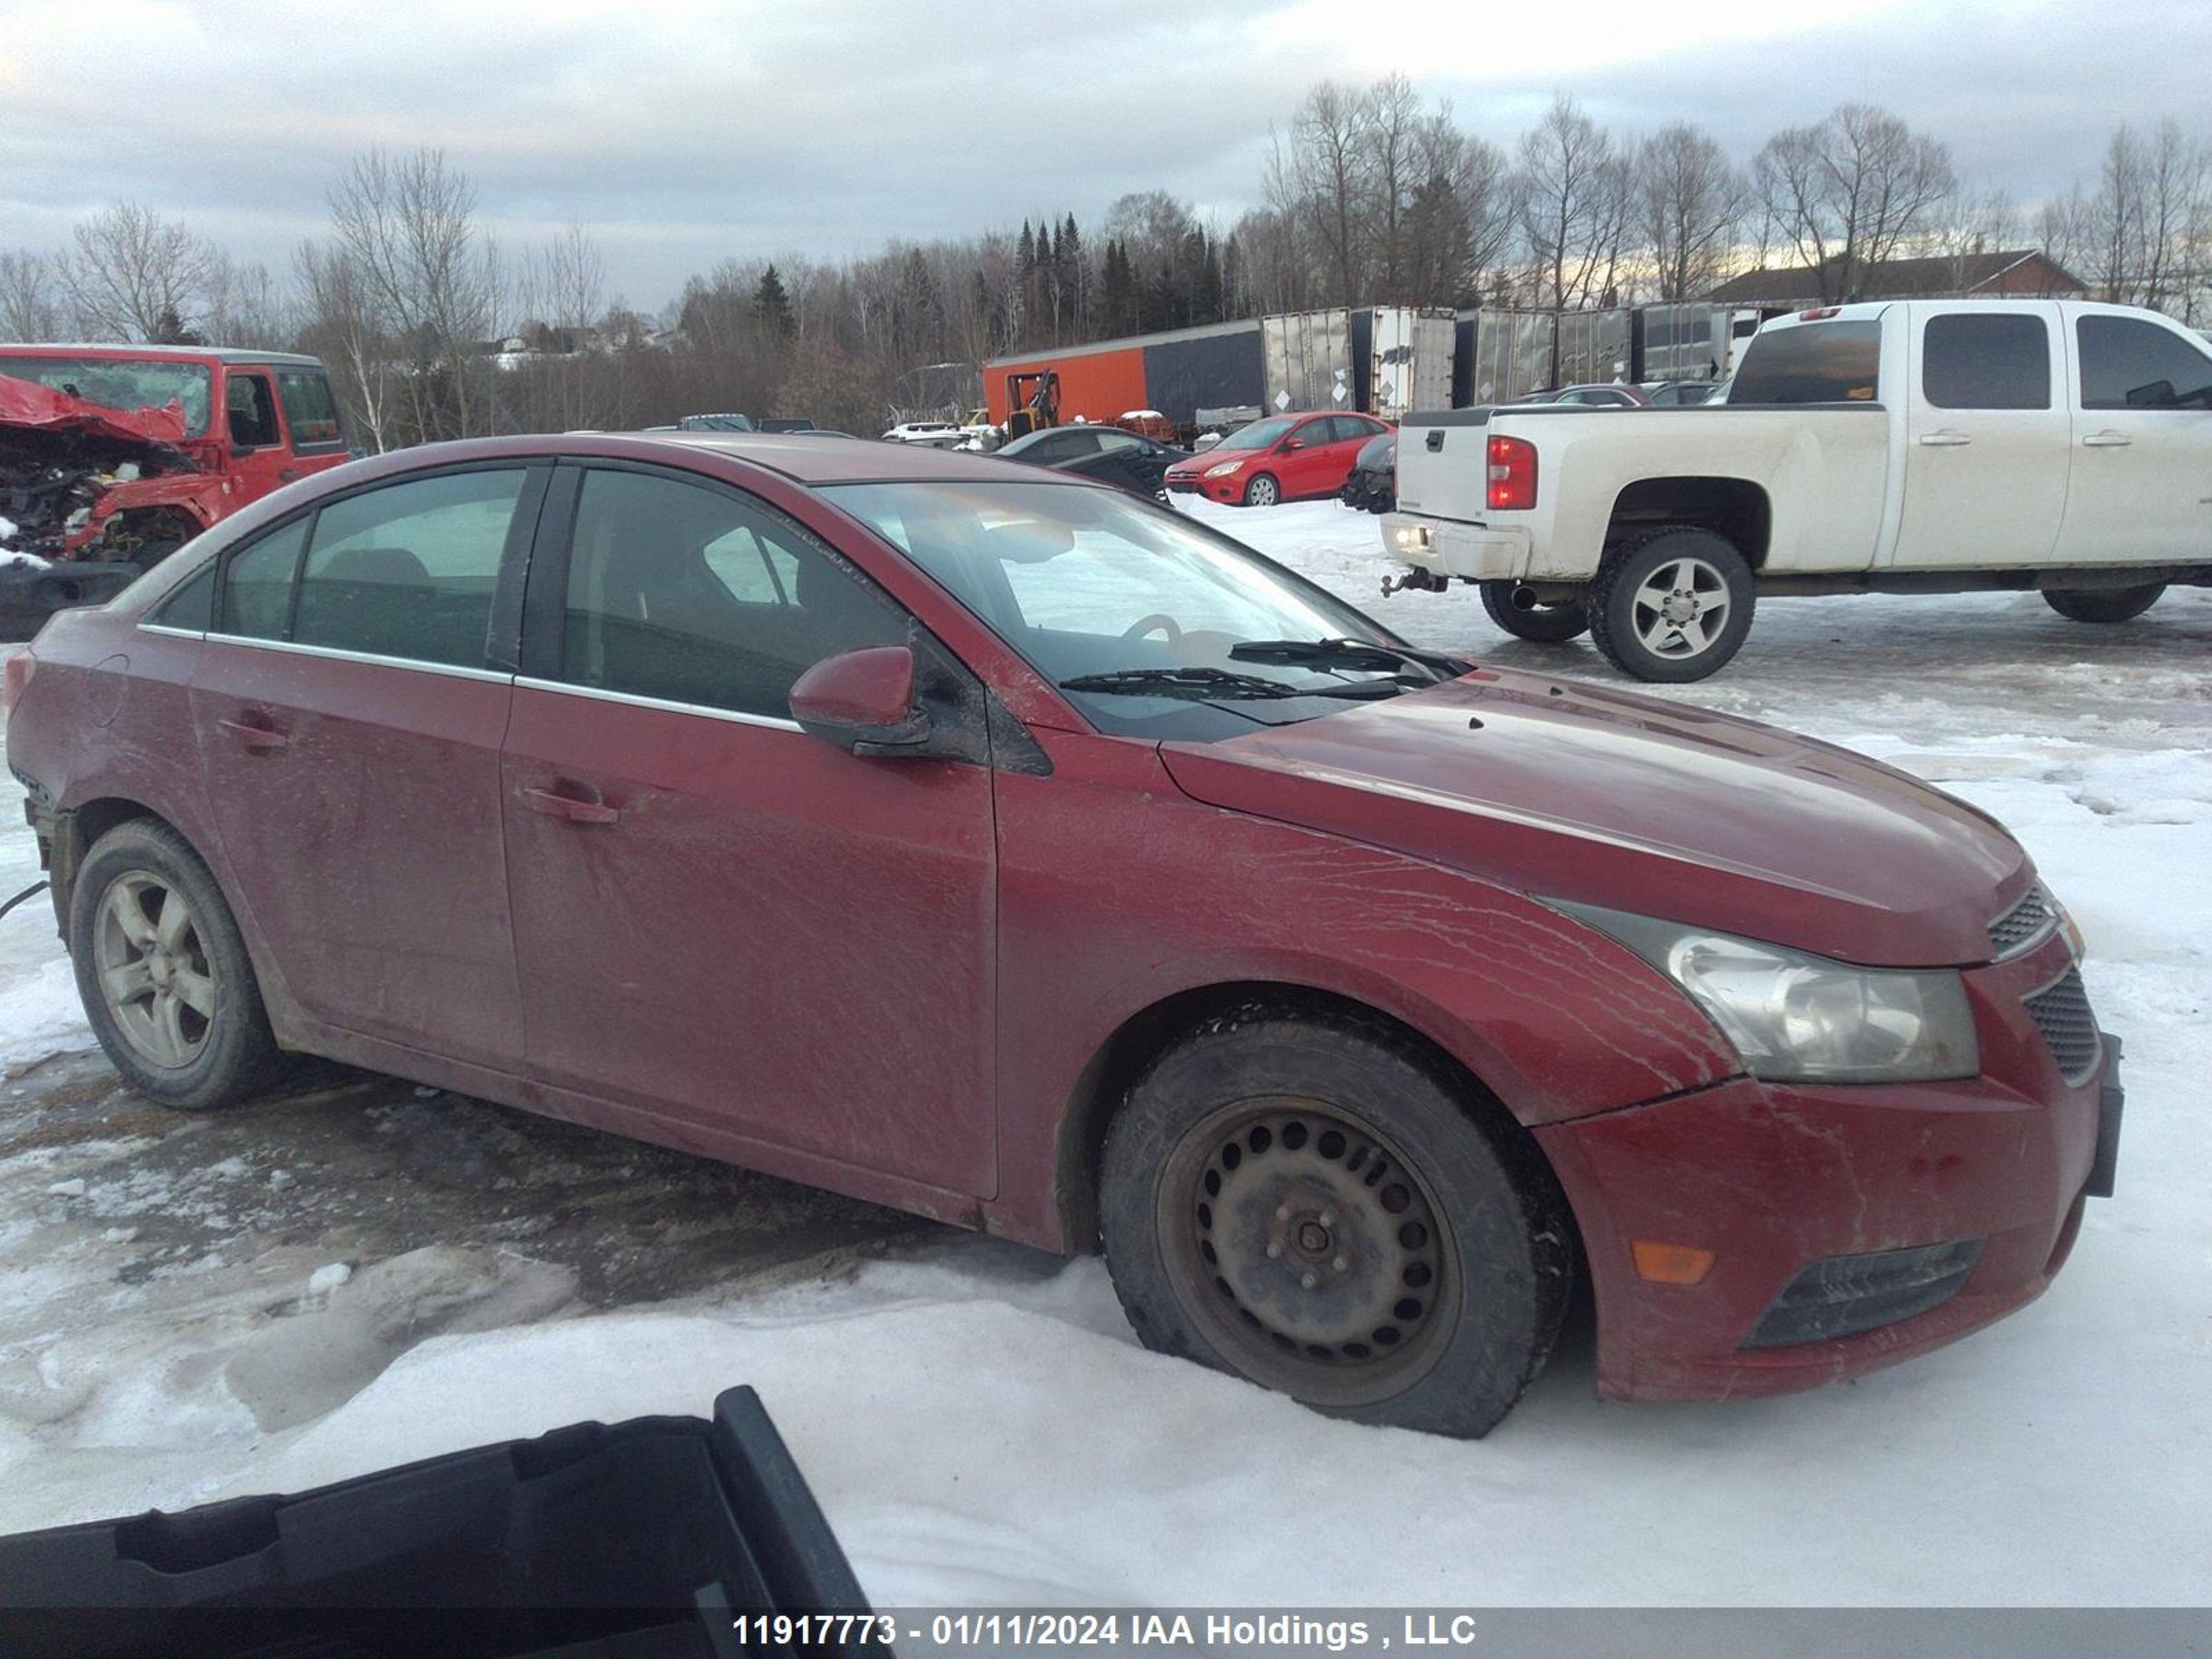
[274,371,346,450]
[557,469,904,721]
[1922,314,2050,409]
[218,519,310,639]
[2077,317,2212,410]
[293,469,527,667]
[150,563,216,630]
[1732,321,1882,404]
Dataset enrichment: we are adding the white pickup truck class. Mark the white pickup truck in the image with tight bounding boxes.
[1380,299,2212,679]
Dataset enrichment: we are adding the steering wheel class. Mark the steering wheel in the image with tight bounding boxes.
[1123,613,1183,644]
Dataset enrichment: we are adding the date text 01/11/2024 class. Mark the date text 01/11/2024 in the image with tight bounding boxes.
[729,1611,1485,1651]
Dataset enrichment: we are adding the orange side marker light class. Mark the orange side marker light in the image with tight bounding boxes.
[1632,1241,1716,1285]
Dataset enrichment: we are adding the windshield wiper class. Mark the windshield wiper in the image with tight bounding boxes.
[1229,636,1469,682]
[1058,666,1405,702]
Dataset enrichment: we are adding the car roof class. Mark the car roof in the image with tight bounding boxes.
[379,431,1092,488]
[0,341,326,367]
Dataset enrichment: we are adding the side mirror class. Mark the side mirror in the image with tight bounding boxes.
[788,646,932,756]
[1280,438,1304,451]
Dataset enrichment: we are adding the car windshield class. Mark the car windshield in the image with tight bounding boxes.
[1212,416,1295,451]
[0,355,214,436]
[825,480,1441,740]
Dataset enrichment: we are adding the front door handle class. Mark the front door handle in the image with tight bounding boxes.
[216,717,288,752]
[2081,431,2133,447]
[518,784,621,825]
[1918,429,1972,447]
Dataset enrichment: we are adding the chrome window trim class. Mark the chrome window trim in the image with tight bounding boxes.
[135,622,208,640]
[196,630,515,685]
[513,675,804,733]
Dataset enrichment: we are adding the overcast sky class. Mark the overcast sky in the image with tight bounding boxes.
[4,0,2207,312]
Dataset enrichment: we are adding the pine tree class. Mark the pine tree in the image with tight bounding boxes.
[1017,221,1035,275]
[753,264,795,337]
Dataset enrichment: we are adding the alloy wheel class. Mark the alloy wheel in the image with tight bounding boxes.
[92,872,216,1069]
[1631,556,1732,658]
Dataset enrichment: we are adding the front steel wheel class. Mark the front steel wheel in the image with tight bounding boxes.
[93,873,216,1069]
[1161,1096,1456,1407]
[1100,1010,1574,1438]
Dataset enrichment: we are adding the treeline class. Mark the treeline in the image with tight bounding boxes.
[1,79,2206,449]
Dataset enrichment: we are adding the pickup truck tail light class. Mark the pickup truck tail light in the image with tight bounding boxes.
[1487,435,1538,512]
[1,648,32,722]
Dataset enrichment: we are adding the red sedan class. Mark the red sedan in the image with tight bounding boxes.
[1165,411,1389,507]
[4,435,2119,1437]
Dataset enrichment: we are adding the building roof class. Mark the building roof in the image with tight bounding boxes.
[1705,250,2085,306]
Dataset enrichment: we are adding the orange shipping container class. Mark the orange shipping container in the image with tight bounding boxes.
[985,343,1149,427]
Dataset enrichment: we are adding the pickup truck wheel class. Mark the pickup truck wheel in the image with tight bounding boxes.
[1099,1011,1573,1438]
[1479,581,1589,644]
[2044,583,2165,624]
[1241,473,1280,508]
[1589,529,1756,682]
[68,820,288,1112]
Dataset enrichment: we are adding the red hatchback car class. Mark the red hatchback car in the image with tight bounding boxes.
[3,435,2121,1437]
[1165,411,1388,507]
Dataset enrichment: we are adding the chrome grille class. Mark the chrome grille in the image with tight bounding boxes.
[1989,883,2057,957]
[2024,968,2101,1085]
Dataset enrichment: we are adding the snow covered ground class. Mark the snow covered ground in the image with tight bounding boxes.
[0,502,2206,1608]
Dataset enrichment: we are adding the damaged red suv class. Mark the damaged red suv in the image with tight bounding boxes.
[3,434,2121,1436]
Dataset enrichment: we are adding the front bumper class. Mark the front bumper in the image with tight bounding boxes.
[1536,933,2121,1403]
[1378,512,1529,582]
[1166,471,1248,504]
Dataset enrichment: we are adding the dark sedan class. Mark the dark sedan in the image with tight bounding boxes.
[1338,430,1396,513]
[995,425,1190,504]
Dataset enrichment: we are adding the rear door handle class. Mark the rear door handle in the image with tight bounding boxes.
[216,717,288,752]
[518,785,621,825]
[2081,431,2133,447]
[1917,429,1972,447]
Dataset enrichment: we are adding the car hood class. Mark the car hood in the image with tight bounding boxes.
[1159,669,2027,967]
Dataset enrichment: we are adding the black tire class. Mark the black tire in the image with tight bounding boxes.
[68,818,288,1111]
[1099,1009,1574,1438]
[1588,526,1756,682]
[1479,581,1591,644]
[1241,472,1280,508]
[2044,583,2165,624]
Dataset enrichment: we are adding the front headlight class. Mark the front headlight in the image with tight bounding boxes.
[1203,460,1245,478]
[1558,903,1979,1083]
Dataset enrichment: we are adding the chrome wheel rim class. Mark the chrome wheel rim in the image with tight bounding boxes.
[1631,556,1732,657]
[93,873,215,1069]
[1159,1096,1455,1406]
[1248,476,1277,506]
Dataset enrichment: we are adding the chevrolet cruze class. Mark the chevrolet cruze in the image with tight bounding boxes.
[3,434,2121,1436]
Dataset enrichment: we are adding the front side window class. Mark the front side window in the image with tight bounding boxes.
[1922,313,2050,410]
[289,469,525,666]
[828,480,1430,740]
[1732,320,1882,404]
[558,469,904,720]
[2077,317,2212,410]
[226,373,280,448]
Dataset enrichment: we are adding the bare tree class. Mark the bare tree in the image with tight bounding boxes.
[295,241,397,451]
[1516,96,1627,313]
[59,203,213,341]
[1271,82,1378,306]
[326,147,500,441]
[200,252,294,349]
[0,250,68,340]
[1754,104,1956,301]
[1638,124,1748,300]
